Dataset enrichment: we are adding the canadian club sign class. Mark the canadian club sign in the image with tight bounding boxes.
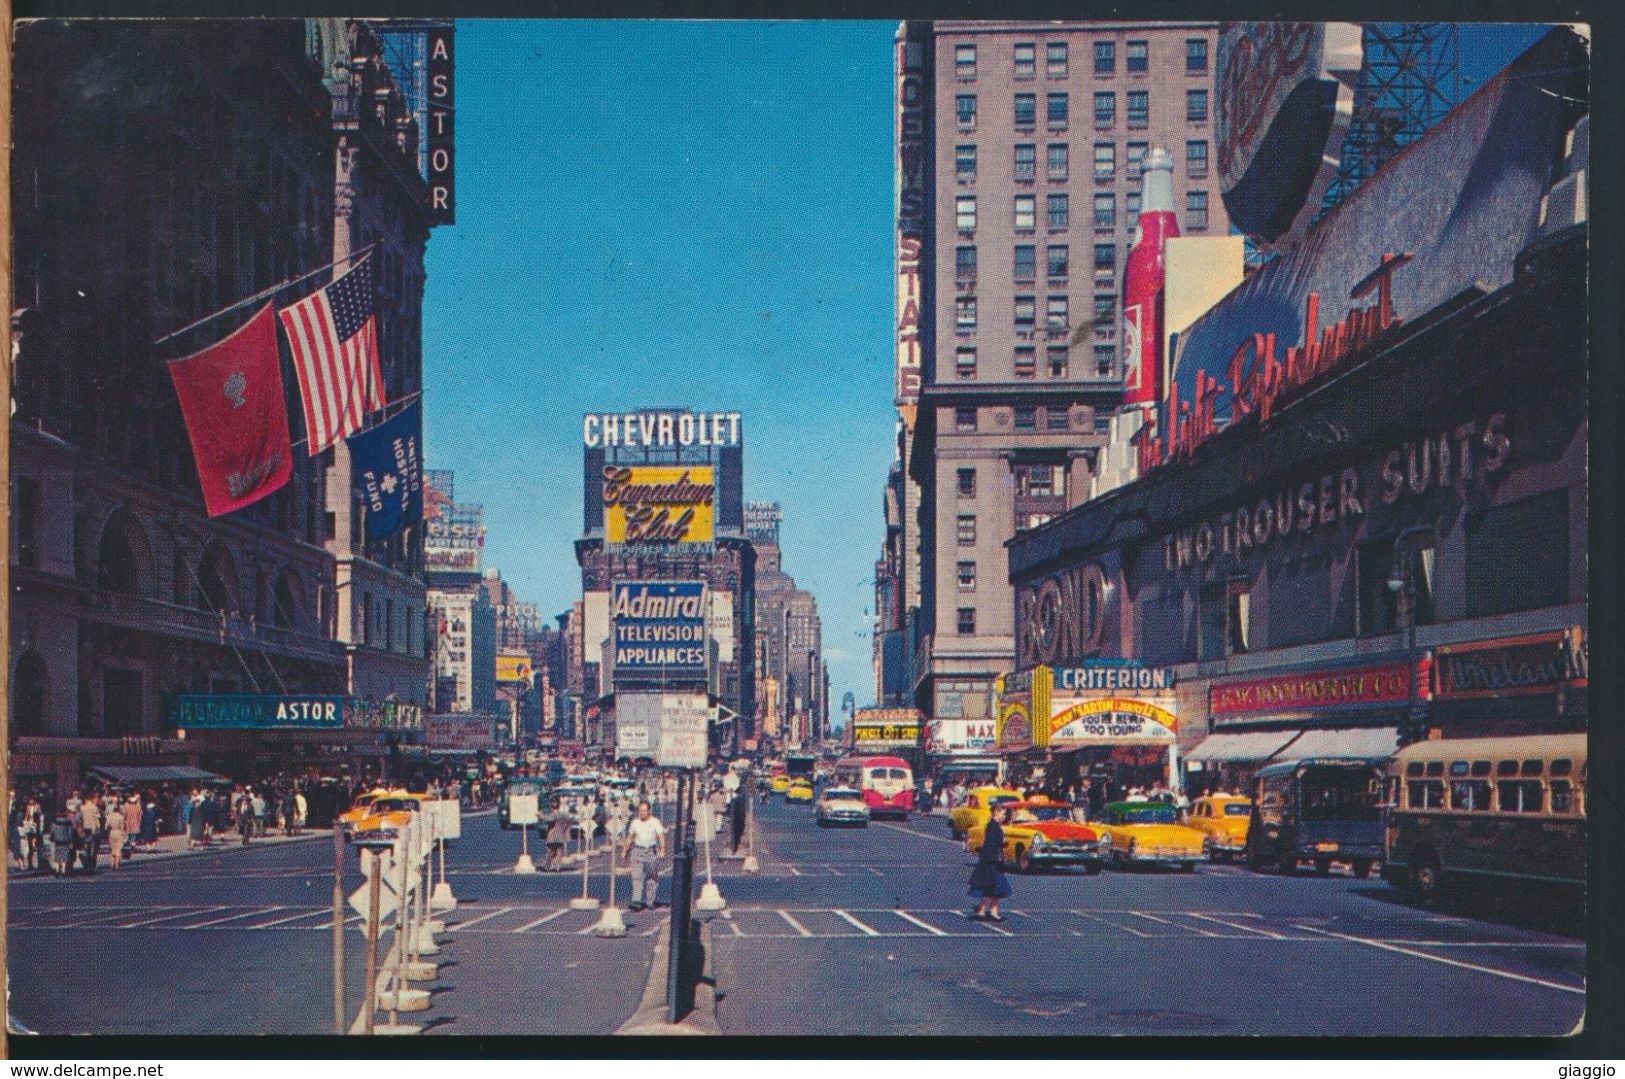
[601,466,715,545]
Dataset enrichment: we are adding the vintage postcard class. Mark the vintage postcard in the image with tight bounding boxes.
[4,16,1593,1046]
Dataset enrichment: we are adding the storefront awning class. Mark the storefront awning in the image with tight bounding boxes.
[90,765,224,784]
[934,758,1001,771]
[1185,730,1303,764]
[1271,727,1399,763]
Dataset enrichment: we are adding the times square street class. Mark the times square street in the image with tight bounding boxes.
[6,796,1584,1038]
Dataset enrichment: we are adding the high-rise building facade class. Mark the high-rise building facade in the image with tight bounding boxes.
[747,501,825,748]
[896,21,1231,733]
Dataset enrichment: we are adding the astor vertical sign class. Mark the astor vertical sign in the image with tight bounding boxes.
[426,25,455,225]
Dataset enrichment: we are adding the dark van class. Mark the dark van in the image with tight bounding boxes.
[1245,757,1385,877]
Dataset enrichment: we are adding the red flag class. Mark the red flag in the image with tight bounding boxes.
[167,304,294,517]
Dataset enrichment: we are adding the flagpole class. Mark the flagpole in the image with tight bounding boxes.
[153,243,381,351]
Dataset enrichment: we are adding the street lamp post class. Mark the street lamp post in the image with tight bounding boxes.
[1388,526,1435,747]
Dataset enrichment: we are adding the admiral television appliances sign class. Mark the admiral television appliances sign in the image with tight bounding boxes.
[612,581,708,678]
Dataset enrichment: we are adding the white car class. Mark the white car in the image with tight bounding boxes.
[816,787,871,828]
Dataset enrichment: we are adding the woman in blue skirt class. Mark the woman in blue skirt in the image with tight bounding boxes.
[968,803,1014,920]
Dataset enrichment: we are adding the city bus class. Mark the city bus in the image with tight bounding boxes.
[833,755,914,818]
[1382,732,1586,904]
[785,753,818,780]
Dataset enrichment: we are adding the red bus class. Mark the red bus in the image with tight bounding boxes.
[834,755,914,818]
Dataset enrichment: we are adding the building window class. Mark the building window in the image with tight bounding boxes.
[957,515,977,544]
[1094,142,1116,181]
[1358,537,1436,635]
[956,43,977,79]
[1093,193,1115,229]
[1186,38,1208,72]
[1126,40,1148,73]
[955,346,977,379]
[1466,489,1567,617]
[1046,294,1069,329]
[1093,293,1116,325]
[1015,406,1037,431]
[955,406,978,431]
[957,607,977,635]
[956,195,977,232]
[1093,242,1116,270]
[1047,143,1069,180]
[1187,89,1209,123]
[1048,193,1070,229]
[1014,143,1037,180]
[13,476,39,570]
[1187,139,1209,177]
[957,93,977,128]
[1127,141,1149,178]
[1047,92,1069,126]
[1094,41,1115,74]
[1013,245,1036,279]
[1094,344,1115,377]
[1014,42,1036,79]
[957,468,977,498]
[1127,190,1142,218]
[956,295,978,330]
[1014,194,1037,230]
[1227,579,1251,655]
[1015,93,1036,127]
[1094,91,1115,128]
[1014,346,1036,378]
[1047,346,1069,378]
[1186,190,1209,230]
[958,561,977,591]
[1023,464,1059,496]
[956,245,977,280]
[1046,244,1069,278]
[1014,295,1036,330]
[956,144,977,183]
[386,598,396,652]
[1127,91,1149,129]
[1046,399,1070,425]
[1047,42,1068,78]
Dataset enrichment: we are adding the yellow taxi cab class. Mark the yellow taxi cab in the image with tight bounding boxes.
[1095,800,1207,872]
[770,774,792,796]
[1186,794,1253,861]
[966,798,1107,874]
[338,788,399,839]
[948,785,1024,840]
[349,792,431,842]
[785,779,815,804]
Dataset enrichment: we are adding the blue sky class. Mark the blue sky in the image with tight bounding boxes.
[420,19,1556,717]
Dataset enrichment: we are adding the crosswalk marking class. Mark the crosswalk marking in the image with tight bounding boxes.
[834,909,879,936]
[449,906,513,930]
[186,906,283,929]
[892,910,947,936]
[1185,911,1289,939]
[120,906,230,929]
[777,910,812,937]
[512,909,571,933]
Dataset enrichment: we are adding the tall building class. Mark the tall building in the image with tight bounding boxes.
[894,21,1232,739]
[747,501,825,748]
[10,23,352,792]
[306,21,447,711]
[424,468,496,717]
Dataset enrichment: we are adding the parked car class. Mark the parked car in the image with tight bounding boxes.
[1187,794,1253,861]
[1094,801,1207,871]
[815,787,871,827]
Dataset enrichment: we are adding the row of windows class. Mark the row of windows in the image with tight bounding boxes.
[954,404,1092,433]
[954,292,1120,331]
[954,90,1208,130]
[955,244,1078,279]
[953,343,1117,381]
[955,140,1210,184]
[953,38,1208,81]
[1403,777,1580,816]
[954,190,1209,233]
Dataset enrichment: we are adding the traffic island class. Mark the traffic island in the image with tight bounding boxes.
[614,918,720,1036]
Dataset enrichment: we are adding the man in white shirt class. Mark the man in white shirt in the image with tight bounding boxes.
[623,800,667,912]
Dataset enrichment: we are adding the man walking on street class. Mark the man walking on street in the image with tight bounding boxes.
[77,794,103,873]
[623,800,666,912]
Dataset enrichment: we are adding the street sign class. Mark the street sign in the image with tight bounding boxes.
[429,799,462,840]
[657,693,711,768]
[509,792,540,826]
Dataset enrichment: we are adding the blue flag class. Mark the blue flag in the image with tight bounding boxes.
[348,399,422,542]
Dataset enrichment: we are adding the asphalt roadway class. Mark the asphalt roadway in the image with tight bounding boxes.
[7,796,1588,1038]
[705,796,1587,1037]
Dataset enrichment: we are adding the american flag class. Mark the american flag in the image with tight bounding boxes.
[279,254,386,454]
